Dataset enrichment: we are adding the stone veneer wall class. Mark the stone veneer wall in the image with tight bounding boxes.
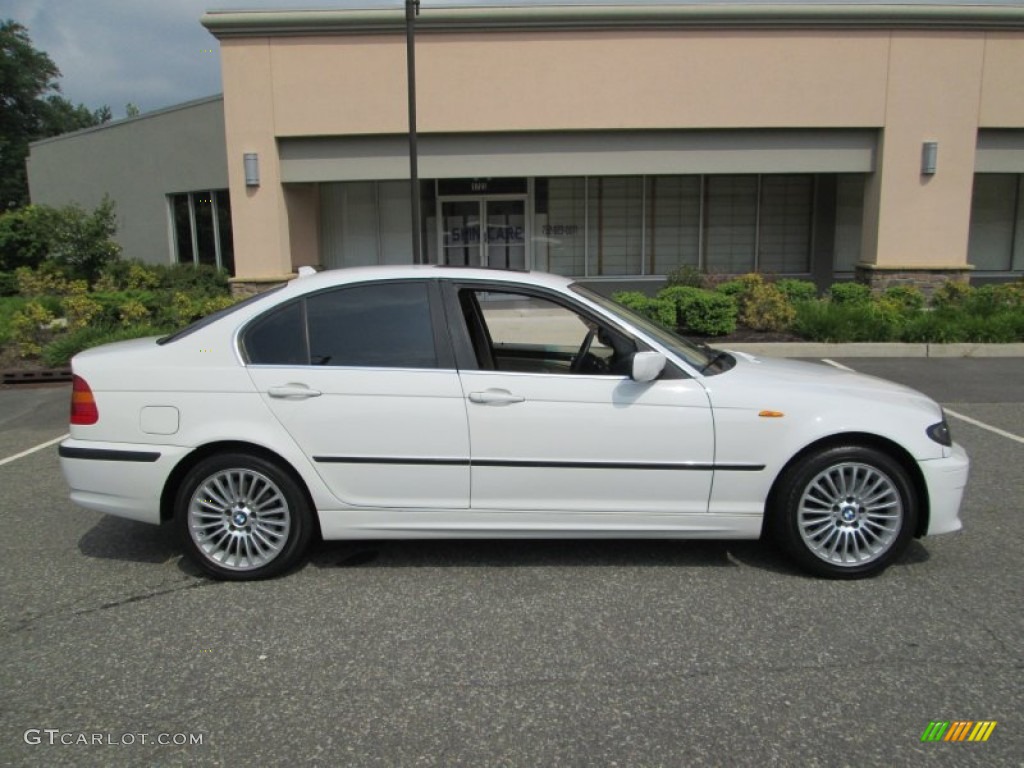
[854,265,973,297]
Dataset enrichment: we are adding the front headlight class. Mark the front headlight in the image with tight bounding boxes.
[927,414,952,447]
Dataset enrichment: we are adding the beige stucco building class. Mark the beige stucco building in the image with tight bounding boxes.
[27,3,1024,292]
[201,2,1024,293]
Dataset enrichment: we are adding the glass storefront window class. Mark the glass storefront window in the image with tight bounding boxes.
[533,177,586,276]
[758,175,812,274]
[968,174,1023,272]
[704,175,758,273]
[646,176,700,275]
[322,175,845,279]
[321,180,419,268]
[587,176,643,276]
[834,175,865,273]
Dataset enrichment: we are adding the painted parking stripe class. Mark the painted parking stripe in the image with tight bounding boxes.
[943,408,1024,445]
[820,359,1024,445]
[0,434,69,468]
[821,358,855,372]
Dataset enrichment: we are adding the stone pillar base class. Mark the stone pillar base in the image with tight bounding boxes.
[228,275,295,298]
[854,264,973,297]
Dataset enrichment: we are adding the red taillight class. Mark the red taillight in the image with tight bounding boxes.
[70,375,99,425]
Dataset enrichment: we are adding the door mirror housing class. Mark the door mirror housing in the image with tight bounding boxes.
[630,351,666,383]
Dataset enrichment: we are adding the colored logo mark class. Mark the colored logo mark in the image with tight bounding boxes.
[921,721,997,742]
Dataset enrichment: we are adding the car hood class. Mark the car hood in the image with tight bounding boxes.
[707,350,940,414]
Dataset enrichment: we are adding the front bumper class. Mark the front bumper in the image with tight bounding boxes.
[919,441,970,536]
[59,439,189,525]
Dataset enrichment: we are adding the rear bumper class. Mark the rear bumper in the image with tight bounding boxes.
[59,439,187,525]
[920,442,969,536]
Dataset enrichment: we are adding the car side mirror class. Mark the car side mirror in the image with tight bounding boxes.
[630,351,666,383]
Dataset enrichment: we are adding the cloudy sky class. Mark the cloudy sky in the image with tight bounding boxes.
[8,0,1022,120]
[5,1,402,119]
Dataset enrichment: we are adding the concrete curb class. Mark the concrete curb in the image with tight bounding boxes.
[721,342,1024,358]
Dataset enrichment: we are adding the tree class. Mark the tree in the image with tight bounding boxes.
[125,103,140,118]
[0,20,111,209]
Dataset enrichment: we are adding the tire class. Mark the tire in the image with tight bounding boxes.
[175,453,313,580]
[772,445,918,579]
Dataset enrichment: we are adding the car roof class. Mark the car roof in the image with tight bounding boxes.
[281,265,576,294]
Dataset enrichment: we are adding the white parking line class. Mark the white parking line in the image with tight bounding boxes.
[820,358,855,372]
[0,434,69,468]
[819,359,1024,445]
[942,408,1024,445]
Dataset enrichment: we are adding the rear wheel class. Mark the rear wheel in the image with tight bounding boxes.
[773,445,917,579]
[175,453,312,580]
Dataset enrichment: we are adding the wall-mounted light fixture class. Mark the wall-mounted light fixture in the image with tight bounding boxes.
[921,141,938,175]
[243,152,260,187]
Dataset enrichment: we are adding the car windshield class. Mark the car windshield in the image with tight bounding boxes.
[570,284,716,370]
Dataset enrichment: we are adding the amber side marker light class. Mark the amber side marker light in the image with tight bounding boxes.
[759,410,785,418]
[70,375,99,425]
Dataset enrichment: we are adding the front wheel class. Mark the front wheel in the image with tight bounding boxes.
[772,445,918,579]
[175,453,313,580]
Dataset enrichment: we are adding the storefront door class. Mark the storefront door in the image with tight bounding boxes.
[441,198,527,270]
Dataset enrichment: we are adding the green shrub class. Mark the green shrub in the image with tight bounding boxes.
[0,272,17,297]
[118,298,151,326]
[657,285,737,336]
[10,300,56,357]
[882,285,925,312]
[94,259,163,291]
[155,263,230,296]
[0,205,60,272]
[60,293,104,331]
[792,301,899,342]
[0,200,121,282]
[994,280,1024,308]
[827,281,872,306]
[664,264,704,288]
[45,198,121,282]
[15,264,69,297]
[963,284,1024,316]
[897,310,967,344]
[740,281,796,332]
[775,278,817,304]
[41,323,167,368]
[714,279,747,300]
[931,280,972,309]
[0,296,28,345]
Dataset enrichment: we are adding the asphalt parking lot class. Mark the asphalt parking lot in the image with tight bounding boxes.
[1,358,1021,767]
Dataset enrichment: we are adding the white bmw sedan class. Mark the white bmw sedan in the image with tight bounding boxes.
[60,266,968,580]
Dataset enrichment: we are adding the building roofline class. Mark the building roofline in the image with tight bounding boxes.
[201,3,1024,37]
[29,94,224,148]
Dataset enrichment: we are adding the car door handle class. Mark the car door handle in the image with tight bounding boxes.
[268,384,322,399]
[468,389,525,405]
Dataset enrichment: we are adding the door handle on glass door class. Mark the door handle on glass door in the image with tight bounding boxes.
[268,384,322,399]
[468,389,525,405]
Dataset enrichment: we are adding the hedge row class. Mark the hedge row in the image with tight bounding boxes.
[3,259,235,364]
[612,275,1024,343]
